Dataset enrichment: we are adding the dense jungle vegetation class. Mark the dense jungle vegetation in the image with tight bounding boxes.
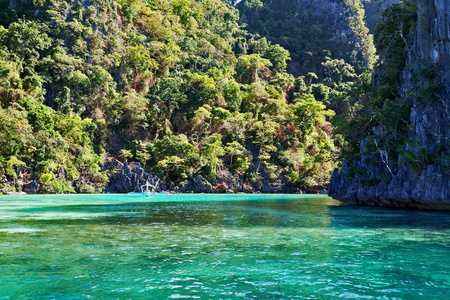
[0,0,413,193]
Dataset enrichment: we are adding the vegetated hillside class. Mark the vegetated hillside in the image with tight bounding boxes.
[235,0,379,155]
[236,0,376,77]
[0,0,338,193]
[329,0,450,209]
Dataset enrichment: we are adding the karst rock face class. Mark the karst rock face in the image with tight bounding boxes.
[238,0,377,75]
[329,0,450,210]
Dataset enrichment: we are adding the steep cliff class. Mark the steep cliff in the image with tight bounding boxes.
[364,0,400,32]
[329,0,450,209]
[236,0,376,76]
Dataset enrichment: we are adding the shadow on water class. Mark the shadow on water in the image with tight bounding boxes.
[3,195,348,228]
[6,195,449,230]
[329,204,450,230]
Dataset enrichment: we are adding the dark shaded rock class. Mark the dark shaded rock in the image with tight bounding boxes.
[330,0,450,210]
[261,179,274,193]
[106,161,160,193]
[23,181,39,194]
[191,175,212,193]
[73,177,97,193]
[28,172,39,181]
[104,186,117,193]
[131,163,144,178]
[212,169,243,192]
[103,157,123,170]
[58,166,66,179]
[16,167,27,178]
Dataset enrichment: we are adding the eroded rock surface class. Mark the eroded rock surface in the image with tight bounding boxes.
[330,0,450,210]
[105,162,160,193]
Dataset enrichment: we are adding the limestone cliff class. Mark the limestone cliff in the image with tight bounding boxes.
[237,0,376,76]
[329,0,450,210]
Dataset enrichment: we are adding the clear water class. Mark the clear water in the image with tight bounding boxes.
[0,194,449,299]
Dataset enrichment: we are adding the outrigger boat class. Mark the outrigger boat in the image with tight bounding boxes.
[141,181,155,197]
[126,181,156,197]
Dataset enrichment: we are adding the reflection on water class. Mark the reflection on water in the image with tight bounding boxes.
[0,194,449,299]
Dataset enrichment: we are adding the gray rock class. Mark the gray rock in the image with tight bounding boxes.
[105,161,160,193]
[103,157,123,170]
[191,175,212,193]
[23,181,39,194]
[104,186,117,193]
[329,0,450,210]
[261,179,274,193]
[58,166,66,179]
[4,191,27,195]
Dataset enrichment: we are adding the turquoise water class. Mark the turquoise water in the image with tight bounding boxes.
[0,194,449,299]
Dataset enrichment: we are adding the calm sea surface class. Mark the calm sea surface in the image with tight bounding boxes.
[0,194,449,299]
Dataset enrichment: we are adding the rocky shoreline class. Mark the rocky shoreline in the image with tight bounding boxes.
[103,158,313,194]
[1,157,314,195]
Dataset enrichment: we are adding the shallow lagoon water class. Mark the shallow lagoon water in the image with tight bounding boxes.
[0,194,449,299]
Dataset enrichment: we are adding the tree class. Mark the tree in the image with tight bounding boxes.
[157,155,185,184]
[252,117,279,175]
[224,141,245,168]
[0,103,33,156]
[119,149,132,162]
[321,59,356,84]
[291,94,335,143]
[201,133,225,178]
[236,54,272,84]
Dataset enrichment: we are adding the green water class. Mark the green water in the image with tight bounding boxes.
[0,194,449,299]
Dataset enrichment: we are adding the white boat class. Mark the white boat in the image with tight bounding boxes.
[141,181,155,197]
[125,181,156,197]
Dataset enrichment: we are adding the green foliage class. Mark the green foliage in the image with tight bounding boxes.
[79,184,96,194]
[3,156,26,178]
[40,173,53,185]
[237,0,376,77]
[201,133,225,178]
[288,171,300,186]
[0,0,344,191]
[232,157,250,174]
[374,0,417,89]
[410,61,444,104]
[335,0,418,159]
[48,178,76,194]
[119,149,132,162]
[236,54,272,84]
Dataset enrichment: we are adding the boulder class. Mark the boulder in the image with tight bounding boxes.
[57,166,66,179]
[105,161,160,193]
[23,181,39,194]
[261,179,274,193]
[4,191,27,195]
[191,175,212,193]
